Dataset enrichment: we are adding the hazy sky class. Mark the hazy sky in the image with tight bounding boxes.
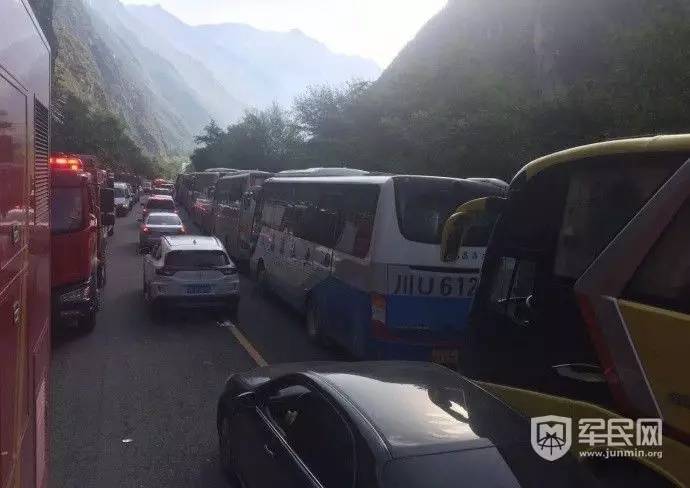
[119,0,447,67]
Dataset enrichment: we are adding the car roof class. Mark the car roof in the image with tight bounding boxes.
[240,361,526,459]
[517,133,690,182]
[147,194,173,201]
[162,235,223,251]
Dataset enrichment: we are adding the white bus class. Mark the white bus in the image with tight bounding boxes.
[250,175,506,364]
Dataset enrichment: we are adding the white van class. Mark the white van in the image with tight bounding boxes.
[114,181,132,216]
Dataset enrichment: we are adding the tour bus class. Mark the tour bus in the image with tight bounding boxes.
[187,170,234,215]
[1,1,52,486]
[212,170,273,260]
[442,135,690,485]
[250,175,506,364]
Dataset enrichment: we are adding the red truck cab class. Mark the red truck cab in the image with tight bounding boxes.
[50,156,113,331]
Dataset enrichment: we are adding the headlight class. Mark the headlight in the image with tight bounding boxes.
[60,283,91,303]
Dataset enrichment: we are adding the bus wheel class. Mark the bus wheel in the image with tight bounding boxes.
[306,299,330,346]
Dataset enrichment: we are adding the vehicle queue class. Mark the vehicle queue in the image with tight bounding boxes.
[171,144,690,486]
[42,149,690,487]
[16,0,687,484]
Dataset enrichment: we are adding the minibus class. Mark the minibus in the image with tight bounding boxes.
[251,174,506,364]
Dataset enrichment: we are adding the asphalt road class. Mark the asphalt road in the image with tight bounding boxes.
[50,203,342,488]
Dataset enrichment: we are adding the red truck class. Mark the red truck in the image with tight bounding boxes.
[50,154,115,332]
[0,1,52,486]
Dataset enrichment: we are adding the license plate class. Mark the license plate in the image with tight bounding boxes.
[389,267,479,298]
[431,349,459,367]
[186,284,211,294]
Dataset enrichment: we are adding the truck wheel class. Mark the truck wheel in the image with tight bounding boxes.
[78,310,97,333]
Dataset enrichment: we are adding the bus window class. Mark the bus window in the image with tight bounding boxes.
[624,199,690,314]
[489,257,536,325]
[554,163,677,279]
[333,185,379,258]
[51,187,84,234]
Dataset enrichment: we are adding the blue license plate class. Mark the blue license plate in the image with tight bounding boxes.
[186,284,211,294]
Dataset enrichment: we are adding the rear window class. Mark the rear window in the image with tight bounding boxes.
[146,214,181,226]
[51,187,84,234]
[165,250,228,267]
[151,189,172,196]
[147,199,175,210]
[394,177,500,244]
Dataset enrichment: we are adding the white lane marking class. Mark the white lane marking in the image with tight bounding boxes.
[219,320,268,367]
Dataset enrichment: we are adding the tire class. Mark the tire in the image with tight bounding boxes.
[306,299,330,346]
[218,414,238,480]
[78,310,97,333]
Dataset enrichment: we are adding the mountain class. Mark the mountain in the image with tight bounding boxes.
[354,0,690,178]
[127,4,382,108]
[53,0,211,154]
[50,0,381,158]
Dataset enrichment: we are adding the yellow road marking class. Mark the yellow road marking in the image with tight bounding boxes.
[225,322,268,367]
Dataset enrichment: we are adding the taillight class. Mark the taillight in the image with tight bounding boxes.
[371,293,389,339]
[179,225,186,234]
[156,267,176,276]
[142,226,150,233]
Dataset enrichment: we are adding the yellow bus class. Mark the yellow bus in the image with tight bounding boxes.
[443,135,690,485]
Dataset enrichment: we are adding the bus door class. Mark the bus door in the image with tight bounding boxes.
[574,156,690,454]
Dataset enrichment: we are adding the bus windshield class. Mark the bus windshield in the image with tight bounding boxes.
[394,177,501,244]
[51,187,84,234]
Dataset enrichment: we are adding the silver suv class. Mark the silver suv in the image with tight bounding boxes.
[143,235,239,315]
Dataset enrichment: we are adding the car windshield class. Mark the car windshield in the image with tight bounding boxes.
[165,250,228,267]
[146,214,181,226]
[146,199,175,210]
[114,188,125,198]
[50,187,84,234]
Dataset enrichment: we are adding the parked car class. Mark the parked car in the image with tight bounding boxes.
[141,194,176,221]
[139,212,185,252]
[142,235,239,314]
[215,361,632,488]
[114,182,132,216]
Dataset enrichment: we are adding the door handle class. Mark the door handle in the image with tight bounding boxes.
[263,444,275,458]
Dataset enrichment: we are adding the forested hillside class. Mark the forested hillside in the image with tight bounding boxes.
[27,0,380,177]
[347,0,690,177]
[192,0,690,178]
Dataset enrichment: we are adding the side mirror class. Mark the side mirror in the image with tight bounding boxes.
[102,212,115,227]
[236,391,256,408]
[441,212,466,262]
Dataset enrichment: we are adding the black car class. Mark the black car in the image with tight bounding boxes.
[216,361,626,488]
